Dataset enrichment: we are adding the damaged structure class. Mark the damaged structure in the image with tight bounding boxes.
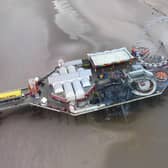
[0,47,168,118]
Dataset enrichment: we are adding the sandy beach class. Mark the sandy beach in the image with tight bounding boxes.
[0,0,168,168]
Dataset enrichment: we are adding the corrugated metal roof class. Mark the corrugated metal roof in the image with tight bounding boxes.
[81,78,91,87]
[67,65,76,73]
[72,80,85,100]
[49,69,92,85]
[53,83,63,94]
[48,66,92,101]
[59,67,67,74]
[63,82,75,101]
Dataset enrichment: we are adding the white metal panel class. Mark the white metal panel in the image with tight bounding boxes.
[67,65,76,73]
[48,73,59,85]
[57,72,79,84]
[66,72,79,81]
[53,83,63,94]
[79,69,92,79]
[48,76,56,85]
[63,82,75,101]
[59,67,67,74]
[72,80,85,100]
[81,78,91,87]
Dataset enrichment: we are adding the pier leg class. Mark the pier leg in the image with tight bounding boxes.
[0,112,2,124]
[104,109,112,121]
[121,104,129,121]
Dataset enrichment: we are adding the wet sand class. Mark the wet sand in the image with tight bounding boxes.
[1,0,168,168]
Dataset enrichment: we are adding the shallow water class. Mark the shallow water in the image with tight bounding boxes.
[0,0,168,168]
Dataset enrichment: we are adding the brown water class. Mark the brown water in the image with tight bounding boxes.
[0,0,168,168]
